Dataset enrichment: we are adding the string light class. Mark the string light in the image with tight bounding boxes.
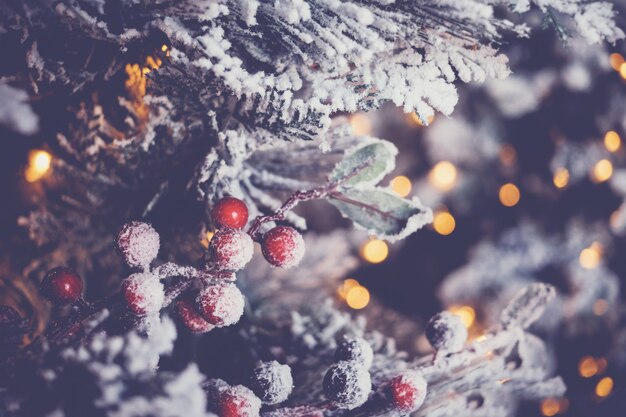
[499,183,520,207]
[553,168,569,189]
[595,377,614,398]
[428,161,458,192]
[350,113,372,136]
[360,239,389,264]
[448,305,476,328]
[337,278,360,300]
[390,175,412,197]
[433,211,456,235]
[579,242,602,269]
[346,285,370,309]
[610,53,624,71]
[604,131,621,152]
[25,150,52,183]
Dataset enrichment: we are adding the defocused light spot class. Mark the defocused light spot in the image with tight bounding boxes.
[610,53,624,71]
[579,242,602,269]
[540,398,561,417]
[360,239,389,264]
[593,299,609,316]
[500,144,517,167]
[350,113,372,136]
[200,231,215,249]
[25,150,52,183]
[604,131,621,153]
[433,211,456,235]
[553,168,569,189]
[390,175,412,197]
[579,356,599,378]
[596,377,614,398]
[499,183,520,207]
[620,63,626,80]
[410,113,435,126]
[449,305,475,328]
[346,285,370,309]
[337,278,360,300]
[428,161,457,192]
[161,44,169,52]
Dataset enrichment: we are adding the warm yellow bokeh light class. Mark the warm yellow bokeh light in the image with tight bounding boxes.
[25,150,52,183]
[346,285,370,309]
[200,231,215,249]
[161,44,169,52]
[361,239,389,264]
[499,183,520,207]
[610,53,624,71]
[350,113,372,136]
[540,398,561,417]
[604,131,621,153]
[579,242,602,269]
[390,175,412,197]
[621,63,626,80]
[553,168,569,189]
[337,278,360,300]
[579,356,599,378]
[596,377,614,398]
[449,305,476,328]
[428,161,458,192]
[433,211,456,235]
[410,113,435,126]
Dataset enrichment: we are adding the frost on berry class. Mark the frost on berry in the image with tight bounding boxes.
[176,299,215,334]
[122,272,165,315]
[425,311,467,354]
[196,284,245,327]
[334,337,374,369]
[250,361,293,405]
[261,226,305,269]
[208,228,254,271]
[219,385,262,417]
[388,371,428,412]
[116,221,160,269]
[323,361,371,410]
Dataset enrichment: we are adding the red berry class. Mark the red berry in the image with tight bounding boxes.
[219,385,261,417]
[212,197,249,229]
[176,299,215,333]
[261,226,305,268]
[208,228,254,271]
[122,272,164,315]
[116,221,160,269]
[40,267,83,305]
[196,284,245,327]
[388,371,427,412]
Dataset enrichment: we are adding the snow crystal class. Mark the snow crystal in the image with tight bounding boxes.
[323,361,371,410]
[116,222,160,270]
[334,337,374,369]
[196,284,245,327]
[250,361,293,405]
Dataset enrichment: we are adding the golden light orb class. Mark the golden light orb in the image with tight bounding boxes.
[25,150,52,183]
[360,239,389,264]
[433,211,456,236]
[390,175,412,197]
[579,356,599,378]
[428,161,458,192]
[337,278,360,300]
[553,168,570,189]
[604,131,621,153]
[346,285,370,310]
[610,53,624,71]
[410,113,435,126]
[540,398,561,417]
[596,377,614,398]
[350,113,372,136]
[499,183,520,207]
[579,242,602,269]
[449,305,476,328]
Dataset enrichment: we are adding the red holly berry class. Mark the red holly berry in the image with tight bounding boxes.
[261,226,305,268]
[122,272,164,315]
[116,221,160,269]
[40,267,83,305]
[196,284,245,327]
[388,371,427,412]
[219,385,261,417]
[208,228,254,271]
[212,197,249,229]
[176,299,215,334]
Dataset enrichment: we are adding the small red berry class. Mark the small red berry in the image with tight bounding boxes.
[261,226,305,268]
[176,299,215,334]
[122,272,164,315]
[40,267,83,305]
[219,385,261,417]
[212,197,249,229]
[196,284,245,327]
[208,228,254,271]
[116,221,160,269]
[388,371,427,412]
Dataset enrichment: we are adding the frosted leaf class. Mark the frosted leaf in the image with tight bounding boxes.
[0,84,39,135]
[329,139,397,187]
[323,361,371,410]
[500,283,556,329]
[250,361,293,405]
[425,311,467,354]
[329,189,433,242]
[122,272,165,316]
[116,222,161,270]
[334,337,374,369]
[196,284,245,327]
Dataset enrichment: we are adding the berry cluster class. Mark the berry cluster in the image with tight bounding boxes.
[205,361,293,417]
[323,337,373,410]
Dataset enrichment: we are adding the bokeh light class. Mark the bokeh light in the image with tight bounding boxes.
[350,113,372,136]
[360,239,389,264]
[449,305,476,328]
[553,168,569,189]
[499,183,520,207]
[433,211,456,235]
[604,131,621,152]
[346,285,370,310]
[428,161,458,192]
[595,377,614,398]
[579,242,602,269]
[390,175,412,197]
[591,159,613,183]
[25,150,52,183]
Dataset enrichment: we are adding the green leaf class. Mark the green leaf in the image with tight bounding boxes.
[329,139,397,187]
[328,188,432,242]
